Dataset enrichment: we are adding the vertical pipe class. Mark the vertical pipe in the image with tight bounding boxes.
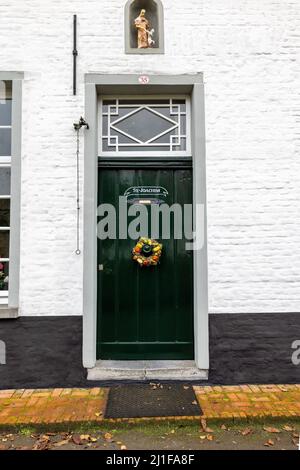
[73,14,78,96]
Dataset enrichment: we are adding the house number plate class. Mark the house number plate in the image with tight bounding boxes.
[138,75,150,84]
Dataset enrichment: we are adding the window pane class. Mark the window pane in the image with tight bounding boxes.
[0,260,9,291]
[119,99,169,105]
[115,108,174,142]
[0,81,12,294]
[0,230,9,258]
[0,101,12,127]
[0,81,12,126]
[101,98,189,154]
[0,199,10,226]
[0,167,11,195]
[0,81,12,100]
[0,128,11,156]
[118,145,178,152]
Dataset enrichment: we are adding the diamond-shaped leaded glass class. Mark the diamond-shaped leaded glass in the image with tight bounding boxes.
[101,97,190,155]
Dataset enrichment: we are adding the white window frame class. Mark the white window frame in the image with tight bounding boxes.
[0,73,23,313]
[98,94,192,157]
[0,177,10,303]
[0,83,12,304]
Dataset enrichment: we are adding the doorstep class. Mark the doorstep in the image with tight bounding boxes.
[87,360,208,381]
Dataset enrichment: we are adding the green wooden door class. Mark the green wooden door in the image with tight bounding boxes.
[97,167,194,360]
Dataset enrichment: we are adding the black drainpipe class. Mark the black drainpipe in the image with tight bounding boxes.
[73,14,78,96]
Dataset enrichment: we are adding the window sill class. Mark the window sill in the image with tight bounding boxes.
[0,306,19,319]
[125,48,165,55]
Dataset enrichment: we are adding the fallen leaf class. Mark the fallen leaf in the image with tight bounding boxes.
[283,425,294,432]
[183,386,189,390]
[200,418,207,431]
[150,382,158,390]
[72,434,83,445]
[264,426,281,434]
[80,434,90,441]
[206,434,214,441]
[95,412,102,417]
[192,400,198,405]
[90,437,98,442]
[200,418,213,432]
[220,424,227,430]
[264,439,275,447]
[32,439,50,451]
[104,432,113,441]
[120,445,127,450]
[170,430,175,434]
[199,435,206,440]
[53,440,69,447]
[241,428,252,436]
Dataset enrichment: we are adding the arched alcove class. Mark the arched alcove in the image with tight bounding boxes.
[125,0,164,54]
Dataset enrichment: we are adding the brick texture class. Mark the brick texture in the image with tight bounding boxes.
[0,1,299,315]
[194,384,300,419]
[0,385,299,424]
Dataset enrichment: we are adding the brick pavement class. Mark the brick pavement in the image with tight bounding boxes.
[193,384,300,420]
[0,385,299,425]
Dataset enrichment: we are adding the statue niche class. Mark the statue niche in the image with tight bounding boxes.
[125,0,164,53]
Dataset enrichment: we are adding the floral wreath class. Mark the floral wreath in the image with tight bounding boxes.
[132,237,163,267]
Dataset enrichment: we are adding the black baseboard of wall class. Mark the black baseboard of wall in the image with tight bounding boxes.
[0,313,299,389]
[0,317,86,389]
[209,313,300,384]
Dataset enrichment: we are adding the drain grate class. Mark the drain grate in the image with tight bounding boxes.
[104,384,203,419]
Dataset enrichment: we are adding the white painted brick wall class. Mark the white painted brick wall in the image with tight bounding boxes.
[0,0,299,315]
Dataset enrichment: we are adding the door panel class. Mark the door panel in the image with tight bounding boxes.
[97,167,194,360]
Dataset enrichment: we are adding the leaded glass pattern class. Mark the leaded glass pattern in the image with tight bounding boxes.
[100,97,191,156]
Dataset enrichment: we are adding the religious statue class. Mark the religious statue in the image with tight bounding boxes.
[135,9,155,49]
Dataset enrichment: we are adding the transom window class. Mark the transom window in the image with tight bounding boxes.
[99,96,191,156]
[0,81,12,303]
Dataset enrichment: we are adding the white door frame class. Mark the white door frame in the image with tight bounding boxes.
[82,74,209,374]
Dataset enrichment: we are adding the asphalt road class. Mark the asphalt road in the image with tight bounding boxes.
[0,421,299,451]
